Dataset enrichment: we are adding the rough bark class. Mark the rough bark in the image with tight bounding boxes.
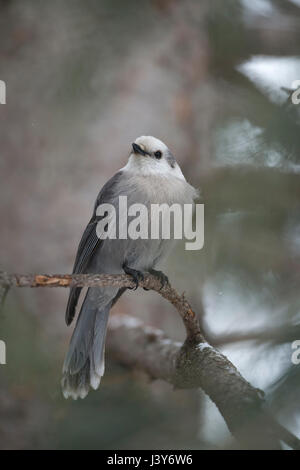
[107,314,299,450]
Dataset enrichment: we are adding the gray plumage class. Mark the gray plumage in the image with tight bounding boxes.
[62,136,198,399]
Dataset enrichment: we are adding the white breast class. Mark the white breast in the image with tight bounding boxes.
[131,174,198,206]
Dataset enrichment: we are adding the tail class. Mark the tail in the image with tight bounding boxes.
[62,288,111,400]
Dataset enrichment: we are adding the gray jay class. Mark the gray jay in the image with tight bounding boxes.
[62,136,198,399]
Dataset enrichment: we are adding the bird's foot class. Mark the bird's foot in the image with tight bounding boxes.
[122,263,144,290]
[149,269,169,289]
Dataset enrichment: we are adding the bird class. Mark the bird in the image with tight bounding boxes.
[62,136,198,399]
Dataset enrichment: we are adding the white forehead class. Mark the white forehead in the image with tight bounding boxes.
[134,135,168,152]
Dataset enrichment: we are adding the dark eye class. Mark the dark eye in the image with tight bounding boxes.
[154,150,162,159]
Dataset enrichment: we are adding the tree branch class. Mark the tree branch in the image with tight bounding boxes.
[0,271,201,340]
[107,313,300,450]
[0,270,299,449]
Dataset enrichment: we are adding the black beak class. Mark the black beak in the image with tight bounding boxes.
[132,143,149,156]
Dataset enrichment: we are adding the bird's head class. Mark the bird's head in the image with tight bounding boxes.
[124,136,185,180]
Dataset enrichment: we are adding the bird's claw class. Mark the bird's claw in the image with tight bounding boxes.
[149,269,169,290]
[122,263,144,290]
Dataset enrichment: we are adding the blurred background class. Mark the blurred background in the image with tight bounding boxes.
[0,0,300,450]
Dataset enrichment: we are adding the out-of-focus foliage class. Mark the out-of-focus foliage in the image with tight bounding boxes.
[0,0,300,449]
